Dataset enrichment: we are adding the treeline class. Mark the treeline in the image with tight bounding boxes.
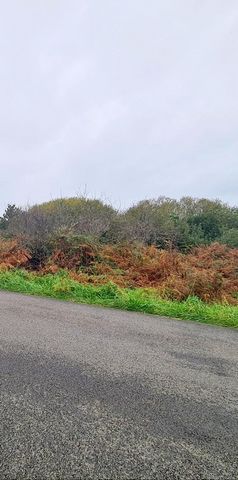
[0,196,238,263]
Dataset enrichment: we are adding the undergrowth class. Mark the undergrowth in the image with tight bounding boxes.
[0,269,237,328]
[1,239,238,305]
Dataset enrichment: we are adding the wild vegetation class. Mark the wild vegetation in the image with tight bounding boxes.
[1,196,238,251]
[0,196,238,326]
[0,269,237,328]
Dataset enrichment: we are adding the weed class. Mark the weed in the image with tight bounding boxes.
[0,269,237,328]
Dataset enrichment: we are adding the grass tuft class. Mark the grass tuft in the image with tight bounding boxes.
[0,269,237,328]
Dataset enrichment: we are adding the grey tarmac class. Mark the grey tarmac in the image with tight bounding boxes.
[0,291,237,480]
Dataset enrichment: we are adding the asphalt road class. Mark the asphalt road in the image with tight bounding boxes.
[0,291,237,480]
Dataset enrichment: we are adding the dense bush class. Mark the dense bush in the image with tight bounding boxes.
[1,196,238,304]
[1,196,238,252]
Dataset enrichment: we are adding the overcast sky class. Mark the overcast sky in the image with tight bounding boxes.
[0,0,238,213]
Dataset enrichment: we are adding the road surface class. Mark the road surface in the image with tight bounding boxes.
[0,291,237,479]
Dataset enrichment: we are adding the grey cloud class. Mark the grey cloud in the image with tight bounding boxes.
[0,0,238,213]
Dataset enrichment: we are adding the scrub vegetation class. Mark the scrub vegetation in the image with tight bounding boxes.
[0,196,238,327]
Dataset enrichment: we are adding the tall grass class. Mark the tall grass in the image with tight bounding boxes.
[0,269,237,328]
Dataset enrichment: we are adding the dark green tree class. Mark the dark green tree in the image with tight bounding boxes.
[0,204,21,231]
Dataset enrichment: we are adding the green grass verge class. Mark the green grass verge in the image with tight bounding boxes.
[0,269,237,328]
